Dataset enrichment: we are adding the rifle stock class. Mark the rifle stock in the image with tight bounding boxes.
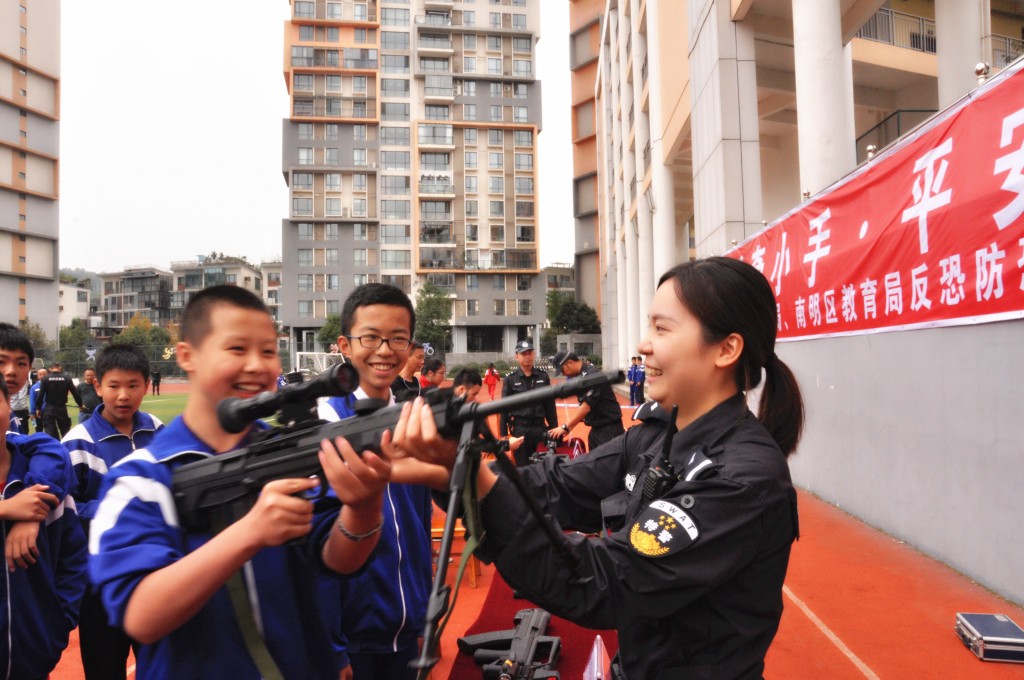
[457,608,561,680]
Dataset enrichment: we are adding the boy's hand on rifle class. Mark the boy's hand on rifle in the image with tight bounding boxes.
[318,434,392,511]
[391,397,458,468]
[239,478,317,547]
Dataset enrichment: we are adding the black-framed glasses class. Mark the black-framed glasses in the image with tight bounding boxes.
[345,334,412,351]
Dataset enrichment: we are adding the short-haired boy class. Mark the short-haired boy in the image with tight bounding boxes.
[316,283,438,680]
[0,322,35,434]
[62,344,164,679]
[89,285,393,679]
[420,358,446,390]
[0,377,88,678]
[452,367,483,402]
[0,323,77,573]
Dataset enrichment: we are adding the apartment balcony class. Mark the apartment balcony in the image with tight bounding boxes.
[423,0,454,10]
[424,86,455,103]
[420,217,454,230]
[504,249,537,270]
[419,255,462,269]
[418,179,456,197]
[417,37,454,56]
[292,97,378,119]
[417,129,455,149]
[855,7,936,54]
[415,14,453,28]
[992,33,1024,68]
[294,3,378,23]
[419,229,460,246]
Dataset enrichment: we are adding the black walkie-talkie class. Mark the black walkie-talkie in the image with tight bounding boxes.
[641,405,678,504]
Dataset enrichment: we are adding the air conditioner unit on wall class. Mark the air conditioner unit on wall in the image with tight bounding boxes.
[342,207,350,217]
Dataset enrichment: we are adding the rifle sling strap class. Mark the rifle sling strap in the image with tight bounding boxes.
[214,515,286,680]
[435,450,484,643]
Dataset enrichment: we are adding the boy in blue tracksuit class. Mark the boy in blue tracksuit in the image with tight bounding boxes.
[0,376,88,679]
[89,285,394,680]
[317,283,441,680]
[62,344,164,679]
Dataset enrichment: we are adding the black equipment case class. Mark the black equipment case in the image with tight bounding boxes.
[955,612,1024,663]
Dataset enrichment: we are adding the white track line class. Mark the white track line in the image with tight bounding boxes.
[783,585,881,679]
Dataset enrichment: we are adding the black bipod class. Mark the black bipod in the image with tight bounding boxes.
[411,423,592,679]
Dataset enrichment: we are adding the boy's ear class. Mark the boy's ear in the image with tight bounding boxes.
[337,335,352,359]
[175,341,195,375]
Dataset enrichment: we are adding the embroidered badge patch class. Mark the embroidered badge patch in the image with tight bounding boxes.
[628,499,699,557]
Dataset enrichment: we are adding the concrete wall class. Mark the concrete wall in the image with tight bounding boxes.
[782,319,1024,605]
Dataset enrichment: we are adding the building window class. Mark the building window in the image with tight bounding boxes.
[463,11,475,26]
[464,128,478,145]
[513,106,528,123]
[467,274,479,291]
[326,198,342,216]
[298,249,313,266]
[355,28,367,43]
[515,153,533,170]
[298,148,314,165]
[293,198,313,216]
[326,173,342,191]
[513,37,531,53]
[489,152,503,169]
[513,14,526,30]
[465,151,478,168]
[467,299,480,316]
[488,129,503,145]
[327,300,340,315]
[489,200,504,217]
[298,123,314,140]
[513,59,532,76]
[326,249,339,266]
[488,176,504,193]
[490,224,505,242]
[353,149,367,166]
[515,177,533,195]
[465,176,478,193]
[464,81,476,96]
[298,300,314,317]
[298,274,314,291]
[514,129,533,146]
[325,223,339,239]
[381,250,412,269]
[464,104,477,121]
[327,124,340,140]
[381,224,411,244]
[487,58,501,75]
[293,173,313,190]
[299,26,314,41]
[493,299,506,316]
[353,174,368,192]
[466,200,479,217]
[326,148,339,165]
[518,299,532,315]
[381,8,410,26]
[295,1,314,18]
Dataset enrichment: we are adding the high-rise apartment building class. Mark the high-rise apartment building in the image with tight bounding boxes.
[0,1,60,335]
[281,0,546,359]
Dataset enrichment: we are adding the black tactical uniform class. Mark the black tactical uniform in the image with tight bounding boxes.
[39,370,83,439]
[498,367,558,466]
[573,361,625,451]
[476,394,799,679]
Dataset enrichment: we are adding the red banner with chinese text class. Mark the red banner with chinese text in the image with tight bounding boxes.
[729,60,1024,340]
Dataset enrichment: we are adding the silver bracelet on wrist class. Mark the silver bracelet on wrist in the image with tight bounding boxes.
[336,514,383,541]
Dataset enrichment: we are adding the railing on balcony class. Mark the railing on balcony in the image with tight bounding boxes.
[855,109,937,164]
[420,256,462,269]
[418,132,455,145]
[419,38,453,50]
[419,231,459,245]
[992,33,1024,68]
[293,99,377,118]
[419,181,456,194]
[855,7,936,53]
[415,14,452,27]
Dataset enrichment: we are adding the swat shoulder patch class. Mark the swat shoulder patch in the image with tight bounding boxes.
[628,499,699,558]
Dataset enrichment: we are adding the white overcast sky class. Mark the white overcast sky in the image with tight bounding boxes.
[58,1,575,275]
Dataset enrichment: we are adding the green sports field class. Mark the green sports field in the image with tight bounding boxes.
[140,393,188,425]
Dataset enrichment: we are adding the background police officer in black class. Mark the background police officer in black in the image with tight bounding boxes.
[38,362,83,439]
[499,340,558,466]
[547,351,625,451]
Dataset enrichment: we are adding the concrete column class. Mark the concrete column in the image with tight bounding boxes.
[688,0,763,255]
[628,0,654,334]
[791,0,855,196]
[614,11,641,358]
[935,0,990,109]
[646,0,681,279]
[615,233,628,370]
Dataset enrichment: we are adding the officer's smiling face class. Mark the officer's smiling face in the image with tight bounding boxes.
[638,281,736,422]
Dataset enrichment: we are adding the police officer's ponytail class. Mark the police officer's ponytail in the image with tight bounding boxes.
[658,257,805,457]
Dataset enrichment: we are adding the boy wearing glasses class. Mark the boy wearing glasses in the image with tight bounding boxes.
[317,283,435,680]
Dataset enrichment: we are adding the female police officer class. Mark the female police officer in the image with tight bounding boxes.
[393,257,805,679]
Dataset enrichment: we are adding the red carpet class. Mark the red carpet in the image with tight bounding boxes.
[448,574,618,679]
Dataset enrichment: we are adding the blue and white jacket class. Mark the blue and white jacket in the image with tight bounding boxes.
[61,406,164,520]
[317,391,434,668]
[1,433,87,679]
[89,416,345,680]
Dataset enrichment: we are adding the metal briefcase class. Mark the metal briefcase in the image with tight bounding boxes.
[955,612,1024,663]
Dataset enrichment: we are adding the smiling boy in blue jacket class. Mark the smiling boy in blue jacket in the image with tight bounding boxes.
[62,343,164,679]
[0,375,87,678]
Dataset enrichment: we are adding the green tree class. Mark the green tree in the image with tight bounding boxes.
[546,290,571,325]
[317,314,343,348]
[57,319,92,371]
[414,282,452,352]
[552,300,601,335]
[540,327,558,357]
[113,313,153,347]
[19,318,52,358]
